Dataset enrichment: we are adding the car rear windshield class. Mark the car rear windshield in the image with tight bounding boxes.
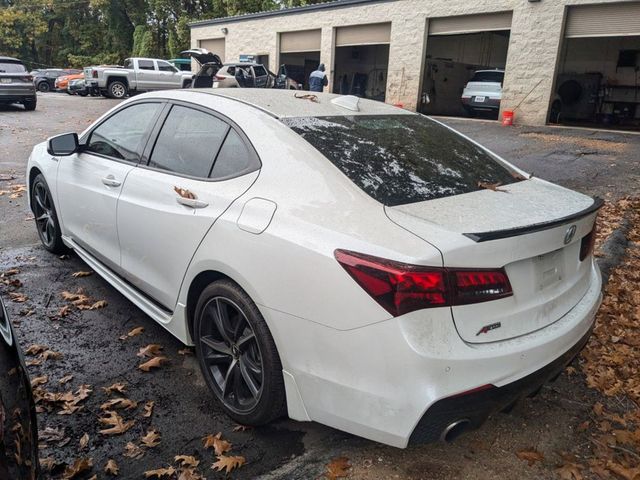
[0,62,26,73]
[282,114,520,206]
[470,71,504,83]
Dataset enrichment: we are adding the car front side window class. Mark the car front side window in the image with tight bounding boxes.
[85,103,162,163]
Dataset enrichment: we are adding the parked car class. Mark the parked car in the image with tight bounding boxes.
[0,296,39,480]
[168,58,193,72]
[33,69,80,93]
[55,72,84,92]
[84,58,193,99]
[0,57,37,111]
[28,89,602,448]
[68,78,88,96]
[461,69,504,116]
[183,49,299,90]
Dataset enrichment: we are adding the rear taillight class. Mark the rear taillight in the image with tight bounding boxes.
[335,250,513,316]
[92,69,98,78]
[580,223,597,261]
[21,75,33,82]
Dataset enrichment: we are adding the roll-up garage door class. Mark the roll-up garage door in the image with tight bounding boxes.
[335,23,391,47]
[429,12,512,36]
[199,38,226,61]
[280,29,321,53]
[565,2,640,38]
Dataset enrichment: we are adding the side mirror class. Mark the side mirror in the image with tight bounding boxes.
[47,133,79,156]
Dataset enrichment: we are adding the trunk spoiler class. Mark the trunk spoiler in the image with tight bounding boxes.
[464,197,604,243]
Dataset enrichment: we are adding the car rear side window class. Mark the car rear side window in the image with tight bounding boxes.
[282,115,521,206]
[85,103,162,163]
[0,62,26,73]
[138,60,155,70]
[148,105,229,178]
[210,129,253,180]
[157,61,175,72]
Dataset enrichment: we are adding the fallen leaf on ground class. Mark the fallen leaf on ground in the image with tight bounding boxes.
[25,344,47,355]
[31,375,48,387]
[175,455,199,468]
[103,383,126,395]
[120,326,144,340]
[325,456,351,479]
[79,433,89,449]
[516,448,544,466]
[105,459,119,476]
[42,349,63,361]
[59,374,74,385]
[100,398,138,411]
[99,411,135,435]
[556,461,584,480]
[77,299,107,310]
[72,271,92,278]
[232,424,251,432]
[9,292,28,303]
[144,466,176,478]
[177,348,193,355]
[123,442,145,459]
[478,181,507,192]
[58,305,71,318]
[137,344,163,358]
[141,429,161,448]
[142,401,154,418]
[62,457,93,479]
[39,457,57,472]
[203,432,232,456]
[211,455,245,474]
[139,356,168,372]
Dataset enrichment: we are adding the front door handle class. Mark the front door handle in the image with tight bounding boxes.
[101,175,121,187]
[176,197,209,209]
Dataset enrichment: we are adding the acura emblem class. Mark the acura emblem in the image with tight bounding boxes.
[564,225,577,245]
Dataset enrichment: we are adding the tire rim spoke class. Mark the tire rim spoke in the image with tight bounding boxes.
[199,295,265,413]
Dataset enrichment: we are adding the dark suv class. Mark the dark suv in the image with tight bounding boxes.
[0,57,37,111]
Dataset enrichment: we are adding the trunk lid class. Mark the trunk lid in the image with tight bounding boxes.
[180,48,222,67]
[385,179,600,343]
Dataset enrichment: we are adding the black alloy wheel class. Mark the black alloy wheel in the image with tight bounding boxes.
[37,81,50,92]
[194,281,286,425]
[31,174,65,253]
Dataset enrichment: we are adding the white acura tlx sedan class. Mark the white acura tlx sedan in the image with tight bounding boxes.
[27,89,602,447]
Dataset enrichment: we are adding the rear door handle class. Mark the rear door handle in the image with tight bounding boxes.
[101,175,121,187]
[176,197,209,209]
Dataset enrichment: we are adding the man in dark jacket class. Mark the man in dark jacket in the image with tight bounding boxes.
[309,63,328,92]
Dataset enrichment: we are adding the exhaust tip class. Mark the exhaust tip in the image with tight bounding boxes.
[440,419,471,442]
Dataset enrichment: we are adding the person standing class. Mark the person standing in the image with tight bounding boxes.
[309,63,328,92]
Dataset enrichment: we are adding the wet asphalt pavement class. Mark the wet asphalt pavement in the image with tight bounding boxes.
[1,94,639,479]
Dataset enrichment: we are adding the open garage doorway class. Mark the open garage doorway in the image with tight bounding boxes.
[420,12,512,119]
[550,3,640,131]
[333,23,390,101]
[279,29,321,91]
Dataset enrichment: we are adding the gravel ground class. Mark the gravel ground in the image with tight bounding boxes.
[1,94,638,480]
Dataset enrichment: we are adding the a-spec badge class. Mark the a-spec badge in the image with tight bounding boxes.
[476,322,501,336]
[564,225,577,245]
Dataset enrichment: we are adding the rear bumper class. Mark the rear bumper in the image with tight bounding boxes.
[0,90,36,103]
[409,323,593,444]
[266,262,602,448]
[461,96,501,110]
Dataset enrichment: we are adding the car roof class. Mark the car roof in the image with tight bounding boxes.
[0,56,22,63]
[197,89,409,119]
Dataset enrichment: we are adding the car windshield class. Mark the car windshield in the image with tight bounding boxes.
[282,114,521,206]
[0,62,26,73]
[470,71,504,83]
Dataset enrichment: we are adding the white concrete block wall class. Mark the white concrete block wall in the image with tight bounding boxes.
[191,0,640,126]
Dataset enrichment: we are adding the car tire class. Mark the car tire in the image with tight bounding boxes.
[107,81,128,99]
[194,280,286,426]
[31,174,66,254]
[22,97,36,111]
[183,80,192,89]
[78,91,88,97]
[37,81,50,93]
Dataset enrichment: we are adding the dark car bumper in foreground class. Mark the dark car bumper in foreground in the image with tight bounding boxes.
[0,88,36,104]
[461,96,501,111]
[409,325,594,445]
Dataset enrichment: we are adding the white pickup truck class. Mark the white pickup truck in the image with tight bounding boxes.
[84,57,193,99]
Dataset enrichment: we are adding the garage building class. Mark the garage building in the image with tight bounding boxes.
[190,0,640,129]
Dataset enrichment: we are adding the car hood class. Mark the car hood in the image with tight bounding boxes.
[180,48,222,67]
